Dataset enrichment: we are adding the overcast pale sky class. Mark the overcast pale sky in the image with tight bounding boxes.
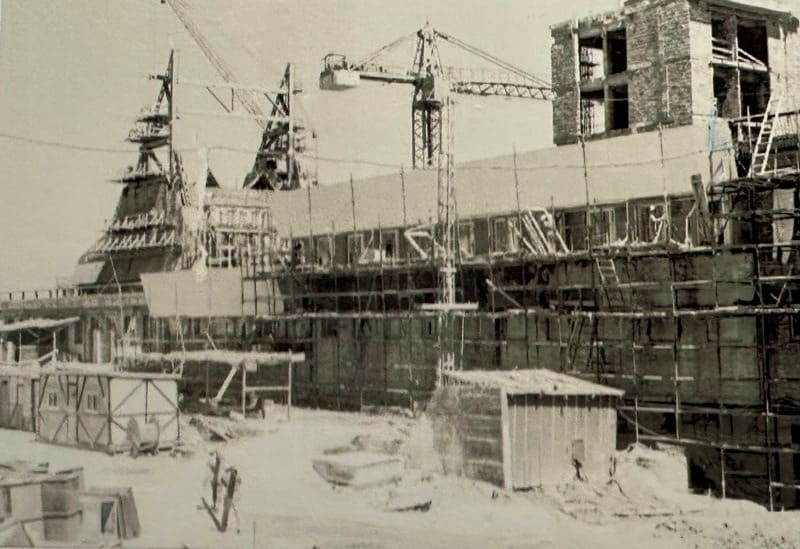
[1,0,788,292]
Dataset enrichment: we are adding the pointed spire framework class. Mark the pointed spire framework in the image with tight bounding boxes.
[243,63,314,191]
[80,52,182,271]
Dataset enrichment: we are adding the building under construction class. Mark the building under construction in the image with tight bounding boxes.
[2,0,800,510]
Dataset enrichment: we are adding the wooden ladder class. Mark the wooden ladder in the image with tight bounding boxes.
[566,315,585,369]
[749,93,781,177]
[595,257,625,308]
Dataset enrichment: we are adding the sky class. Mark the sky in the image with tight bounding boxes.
[0,0,691,291]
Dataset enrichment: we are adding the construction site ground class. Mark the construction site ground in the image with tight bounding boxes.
[1,409,798,548]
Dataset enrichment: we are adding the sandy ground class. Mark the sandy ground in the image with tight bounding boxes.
[1,409,799,549]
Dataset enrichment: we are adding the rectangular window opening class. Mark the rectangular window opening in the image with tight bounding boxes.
[347,233,365,266]
[591,207,617,246]
[578,34,605,82]
[381,230,399,264]
[740,71,770,118]
[458,222,475,259]
[315,235,334,267]
[580,89,606,136]
[607,28,627,74]
[737,19,769,66]
[713,67,739,118]
[86,394,100,411]
[608,85,629,130]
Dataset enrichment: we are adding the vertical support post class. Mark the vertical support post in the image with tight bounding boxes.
[658,123,671,241]
[210,452,221,510]
[307,179,315,266]
[241,363,246,418]
[499,388,512,490]
[219,467,237,533]
[286,63,294,191]
[669,253,680,440]
[720,447,726,499]
[632,317,640,444]
[579,136,592,255]
[287,356,293,420]
[400,166,408,229]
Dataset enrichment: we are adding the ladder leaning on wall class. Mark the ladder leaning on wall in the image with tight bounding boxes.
[748,92,782,178]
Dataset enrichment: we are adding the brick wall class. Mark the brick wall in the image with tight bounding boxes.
[550,0,696,146]
[550,0,799,145]
[626,0,694,129]
[551,24,579,145]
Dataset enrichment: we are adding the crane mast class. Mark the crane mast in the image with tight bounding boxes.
[320,24,540,380]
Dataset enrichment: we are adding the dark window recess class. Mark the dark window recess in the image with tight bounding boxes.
[740,72,770,118]
[713,67,738,118]
[101,501,115,534]
[737,20,768,65]
[790,314,800,341]
[424,319,437,338]
[494,317,507,340]
[608,85,629,130]
[607,28,627,74]
[73,321,83,345]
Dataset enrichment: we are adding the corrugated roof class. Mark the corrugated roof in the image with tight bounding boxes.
[0,362,182,380]
[268,122,735,238]
[445,369,625,397]
[40,362,181,380]
[139,350,305,366]
[0,317,79,333]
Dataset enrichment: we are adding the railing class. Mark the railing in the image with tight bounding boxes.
[0,282,143,304]
[90,229,177,253]
[136,104,169,121]
[127,125,170,143]
[712,38,767,70]
[108,211,167,232]
[113,168,167,183]
[731,109,800,151]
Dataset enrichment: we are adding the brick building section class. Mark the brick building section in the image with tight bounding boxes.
[550,0,800,146]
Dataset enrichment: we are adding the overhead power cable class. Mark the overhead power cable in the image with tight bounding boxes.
[0,132,137,154]
[0,132,733,172]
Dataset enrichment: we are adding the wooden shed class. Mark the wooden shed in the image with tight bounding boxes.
[0,468,83,544]
[0,365,40,431]
[429,369,624,490]
[36,364,180,453]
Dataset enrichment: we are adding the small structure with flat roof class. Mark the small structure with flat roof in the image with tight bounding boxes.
[127,350,304,418]
[34,363,180,453]
[429,369,624,490]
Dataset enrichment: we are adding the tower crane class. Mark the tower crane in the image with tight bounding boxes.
[161,0,314,190]
[319,23,553,169]
[321,24,550,381]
